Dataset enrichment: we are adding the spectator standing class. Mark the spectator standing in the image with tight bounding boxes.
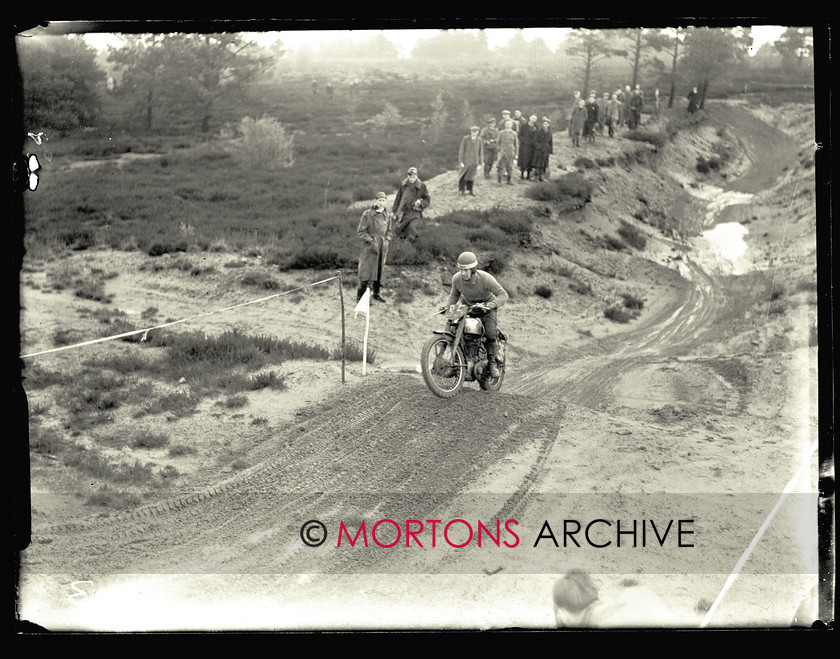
[498,110,514,133]
[392,167,430,241]
[518,114,538,180]
[599,92,611,135]
[605,93,621,138]
[356,192,393,303]
[687,87,699,114]
[479,118,499,179]
[652,88,661,122]
[513,109,525,134]
[496,118,519,186]
[567,91,582,133]
[583,92,599,144]
[457,126,484,196]
[614,87,626,127]
[569,100,587,147]
[531,117,553,182]
[628,86,644,129]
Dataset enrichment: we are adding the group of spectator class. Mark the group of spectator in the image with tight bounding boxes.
[473,109,554,187]
[568,84,652,146]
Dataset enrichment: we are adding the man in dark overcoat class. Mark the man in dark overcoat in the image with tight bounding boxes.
[356,191,394,302]
[392,167,430,241]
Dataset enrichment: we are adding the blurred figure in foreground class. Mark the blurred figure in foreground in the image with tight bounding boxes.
[552,569,681,628]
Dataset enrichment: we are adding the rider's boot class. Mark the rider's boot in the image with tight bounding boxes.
[486,340,501,378]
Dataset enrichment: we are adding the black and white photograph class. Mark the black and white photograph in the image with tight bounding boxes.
[12,18,832,632]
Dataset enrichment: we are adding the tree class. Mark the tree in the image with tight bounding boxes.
[107,34,170,130]
[680,27,752,108]
[564,29,623,96]
[110,33,273,133]
[774,27,814,72]
[18,35,105,132]
[614,27,672,89]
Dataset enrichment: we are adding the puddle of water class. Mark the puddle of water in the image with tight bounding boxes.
[691,222,753,275]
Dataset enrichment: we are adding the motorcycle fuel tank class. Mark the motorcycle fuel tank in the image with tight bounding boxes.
[463,317,484,335]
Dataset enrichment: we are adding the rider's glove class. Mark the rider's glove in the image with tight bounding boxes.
[485,301,497,309]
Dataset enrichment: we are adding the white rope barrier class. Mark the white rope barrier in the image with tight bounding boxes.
[20,274,342,360]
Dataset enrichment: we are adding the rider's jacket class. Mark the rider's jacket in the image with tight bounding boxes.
[447,269,509,308]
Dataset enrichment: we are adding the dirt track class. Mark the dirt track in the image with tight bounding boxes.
[17,102,823,630]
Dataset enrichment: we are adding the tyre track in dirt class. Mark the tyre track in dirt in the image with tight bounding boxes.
[22,104,805,587]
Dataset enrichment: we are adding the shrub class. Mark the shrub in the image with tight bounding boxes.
[230,116,296,170]
[534,285,553,299]
[621,293,645,310]
[604,305,633,323]
[148,242,188,257]
[603,235,626,251]
[617,223,647,250]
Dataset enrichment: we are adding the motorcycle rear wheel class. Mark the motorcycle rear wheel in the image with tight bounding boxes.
[420,335,466,398]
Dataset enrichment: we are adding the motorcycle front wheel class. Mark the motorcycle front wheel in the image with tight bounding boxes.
[420,335,466,398]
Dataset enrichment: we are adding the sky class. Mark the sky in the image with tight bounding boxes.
[76,25,789,58]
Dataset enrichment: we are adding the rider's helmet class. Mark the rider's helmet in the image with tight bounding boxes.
[457,251,478,280]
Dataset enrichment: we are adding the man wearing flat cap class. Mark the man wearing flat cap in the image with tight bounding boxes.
[356,191,394,303]
[458,126,484,196]
[392,167,430,241]
[480,117,499,180]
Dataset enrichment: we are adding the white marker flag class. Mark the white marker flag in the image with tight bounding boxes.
[354,287,371,375]
[354,287,371,318]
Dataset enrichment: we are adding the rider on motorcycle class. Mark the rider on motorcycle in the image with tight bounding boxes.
[443,251,509,378]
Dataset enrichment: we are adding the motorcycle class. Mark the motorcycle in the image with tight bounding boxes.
[420,303,507,398]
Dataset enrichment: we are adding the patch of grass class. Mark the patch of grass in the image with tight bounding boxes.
[338,339,376,364]
[220,394,249,409]
[249,370,286,391]
[624,129,667,147]
[138,391,198,418]
[568,279,592,296]
[129,430,171,449]
[29,426,63,455]
[86,487,145,510]
[241,273,282,290]
[168,443,198,457]
[573,156,597,169]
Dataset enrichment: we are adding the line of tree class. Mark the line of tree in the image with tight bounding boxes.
[16,26,814,135]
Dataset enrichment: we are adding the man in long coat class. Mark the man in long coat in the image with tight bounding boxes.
[392,167,430,241]
[356,191,394,303]
[518,114,538,180]
[531,117,554,182]
[496,119,519,185]
[458,126,484,196]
